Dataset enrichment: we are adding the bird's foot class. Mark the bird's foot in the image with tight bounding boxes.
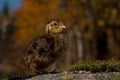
[49,69,59,74]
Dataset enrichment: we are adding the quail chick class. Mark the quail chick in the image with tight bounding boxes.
[23,19,67,74]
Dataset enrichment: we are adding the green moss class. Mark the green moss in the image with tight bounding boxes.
[112,76,120,80]
[64,60,120,72]
[0,76,9,80]
[60,74,74,80]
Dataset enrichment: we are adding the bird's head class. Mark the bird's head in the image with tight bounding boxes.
[46,19,66,34]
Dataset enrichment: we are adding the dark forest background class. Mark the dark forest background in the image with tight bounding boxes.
[0,0,120,75]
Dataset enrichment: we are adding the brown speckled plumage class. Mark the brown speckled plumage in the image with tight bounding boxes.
[23,19,67,73]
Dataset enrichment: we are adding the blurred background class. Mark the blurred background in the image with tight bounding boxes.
[0,0,120,76]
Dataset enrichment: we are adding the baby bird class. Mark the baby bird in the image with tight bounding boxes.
[23,19,67,73]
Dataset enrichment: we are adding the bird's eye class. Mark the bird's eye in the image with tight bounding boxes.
[54,23,57,26]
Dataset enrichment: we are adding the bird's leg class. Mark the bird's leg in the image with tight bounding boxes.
[49,68,57,74]
[33,69,50,75]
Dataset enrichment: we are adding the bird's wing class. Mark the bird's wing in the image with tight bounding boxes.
[26,36,52,56]
[23,35,53,67]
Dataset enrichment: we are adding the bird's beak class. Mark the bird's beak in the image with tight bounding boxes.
[62,25,66,28]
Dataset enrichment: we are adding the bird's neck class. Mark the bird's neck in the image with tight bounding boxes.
[47,32,64,40]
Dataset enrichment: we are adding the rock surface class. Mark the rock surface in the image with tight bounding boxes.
[25,71,120,80]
